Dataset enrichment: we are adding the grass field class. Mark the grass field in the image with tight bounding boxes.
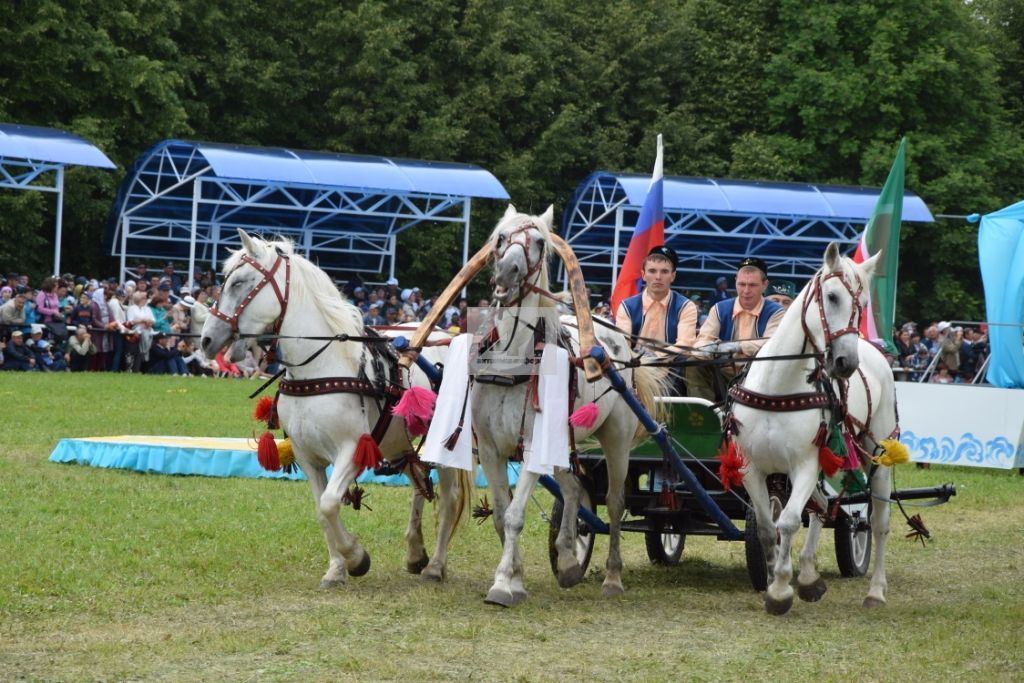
[1,373,1022,682]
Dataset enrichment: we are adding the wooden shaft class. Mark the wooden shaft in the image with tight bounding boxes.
[398,241,495,369]
[549,234,603,382]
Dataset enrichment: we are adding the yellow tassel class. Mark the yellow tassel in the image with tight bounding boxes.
[874,438,910,466]
[278,438,295,469]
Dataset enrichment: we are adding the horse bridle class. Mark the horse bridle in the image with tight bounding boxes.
[799,268,864,358]
[210,252,291,337]
[494,222,546,306]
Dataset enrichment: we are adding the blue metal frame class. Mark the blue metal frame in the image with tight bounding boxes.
[107,140,509,283]
[0,122,116,274]
[560,171,934,295]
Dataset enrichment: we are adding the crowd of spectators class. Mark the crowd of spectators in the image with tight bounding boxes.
[0,264,263,377]
[888,320,990,384]
[2,265,991,385]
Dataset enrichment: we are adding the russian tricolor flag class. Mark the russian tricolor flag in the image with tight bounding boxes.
[611,134,665,313]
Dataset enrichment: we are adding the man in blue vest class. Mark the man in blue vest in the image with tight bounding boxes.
[686,257,784,401]
[615,245,698,390]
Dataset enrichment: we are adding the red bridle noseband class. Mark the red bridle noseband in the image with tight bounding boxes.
[800,268,864,355]
[494,222,546,304]
[210,252,291,336]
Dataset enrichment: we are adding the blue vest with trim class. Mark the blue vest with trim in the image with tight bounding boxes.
[622,290,691,346]
[715,298,783,342]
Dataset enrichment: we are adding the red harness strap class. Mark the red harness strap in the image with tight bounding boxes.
[210,253,291,336]
[728,385,831,412]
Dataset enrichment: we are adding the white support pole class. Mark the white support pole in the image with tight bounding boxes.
[52,166,65,276]
[461,198,471,298]
[189,178,200,291]
[388,234,397,282]
[119,216,129,284]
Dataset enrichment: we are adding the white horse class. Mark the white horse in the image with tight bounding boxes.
[474,205,666,606]
[201,230,469,587]
[733,242,894,615]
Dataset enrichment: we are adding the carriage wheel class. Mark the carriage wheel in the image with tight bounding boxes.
[834,509,871,577]
[744,475,789,592]
[644,518,684,565]
[547,485,596,578]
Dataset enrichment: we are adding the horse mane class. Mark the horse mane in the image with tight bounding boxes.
[223,236,365,361]
[488,209,554,304]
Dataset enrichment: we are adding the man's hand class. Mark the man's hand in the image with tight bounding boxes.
[701,340,742,356]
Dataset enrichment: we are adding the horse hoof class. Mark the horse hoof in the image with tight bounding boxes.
[511,590,528,605]
[764,594,794,615]
[348,551,372,578]
[419,567,445,583]
[601,583,625,598]
[406,556,429,574]
[484,588,514,608]
[319,577,346,590]
[863,596,887,608]
[797,578,828,603]
[557,564,585,589]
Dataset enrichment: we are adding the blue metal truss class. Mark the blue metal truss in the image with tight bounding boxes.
[560,171,934,296]
[107,140,508,283]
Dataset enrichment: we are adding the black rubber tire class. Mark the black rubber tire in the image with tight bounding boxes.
[644,518,684,565]
[834,510,872,577]
[744,505,769,592]
[548,485,596,578]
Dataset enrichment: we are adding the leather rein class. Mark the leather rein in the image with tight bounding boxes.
[729,267,865,414]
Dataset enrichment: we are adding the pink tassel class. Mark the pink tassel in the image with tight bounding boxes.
[392,386,437,434]
[569,402,600,429]
[842,432,860,471]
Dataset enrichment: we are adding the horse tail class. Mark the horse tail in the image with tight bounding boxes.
[435,459,475,546]
[631,364,671,443]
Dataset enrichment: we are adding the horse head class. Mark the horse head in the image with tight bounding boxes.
[489,204,554,305]
[200,228,291,360]
[806,241,880,379]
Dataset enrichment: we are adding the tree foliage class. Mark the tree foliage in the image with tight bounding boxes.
[1,0,1022,321]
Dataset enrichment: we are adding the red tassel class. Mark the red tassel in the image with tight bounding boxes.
[253,396,274,423]
[812,421,829,448]
[443,426,463,451]
[569,402,600,429]
[257,431,281,471]
[717,440,747,493]
[819,446,845,477]
[354,433,383,474]
[393,386,437,419]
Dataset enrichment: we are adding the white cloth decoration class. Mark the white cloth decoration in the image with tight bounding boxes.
[422,334,474,471]
[525,345,570,475]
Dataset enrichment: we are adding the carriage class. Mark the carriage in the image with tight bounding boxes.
[541,396,956,591]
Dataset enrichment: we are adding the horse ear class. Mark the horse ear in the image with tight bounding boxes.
[824,241,842,271]
[859,249,883,279]
[540,205,555,231]
[237,229,263,258]
[503,204,518,220]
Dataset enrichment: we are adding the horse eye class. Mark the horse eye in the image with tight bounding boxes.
[827,292,839,305]
[496,235,505,247]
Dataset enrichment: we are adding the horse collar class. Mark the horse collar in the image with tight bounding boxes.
[210,253,291,336]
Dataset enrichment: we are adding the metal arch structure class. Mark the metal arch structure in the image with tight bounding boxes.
[0,122,117,275]
[106,140,509,285]
[560,172,935,294]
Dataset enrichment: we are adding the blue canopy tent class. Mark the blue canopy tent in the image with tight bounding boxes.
[0,122,117,275]
[106,140,509,284]
[972,201,1024,388]
[560,172,934,294]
